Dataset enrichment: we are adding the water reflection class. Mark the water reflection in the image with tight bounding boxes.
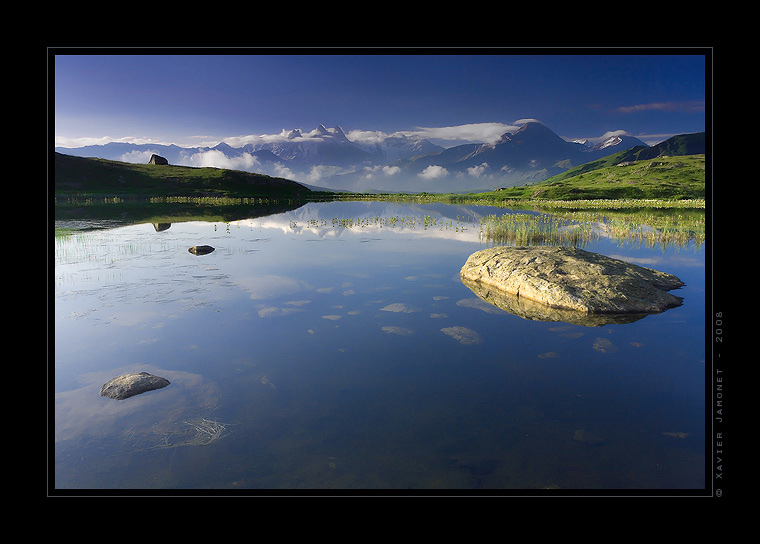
[461,277,648,327]
[53,201,706,491]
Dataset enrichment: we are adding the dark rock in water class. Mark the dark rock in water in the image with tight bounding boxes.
[188,245,215,255]
[100,372,170,400]
[460,246,684,315]
[148,154,169,165]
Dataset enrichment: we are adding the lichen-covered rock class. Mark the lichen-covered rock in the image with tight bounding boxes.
[460,246,684,315]
[100,372,170,400]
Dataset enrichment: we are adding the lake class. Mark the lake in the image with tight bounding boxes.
[52,200,707,493]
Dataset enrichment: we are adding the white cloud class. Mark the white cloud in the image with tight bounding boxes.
[118,150,161,164]
[54,135,175,148]
[513,118,542,126]
[600,129,630,139]
[568,129,637,146]
[306,165,344,182]
[231,122,526,149]
[614,100,704,114]
[361,164,402,179]
[57,120,535,151]
[272,163,295,179]
[180,149,261,171]
[224,126,343,148]
[418,165,449,179]
[467,163,488,177]
[401,123,519,145]
[346,130,389,145]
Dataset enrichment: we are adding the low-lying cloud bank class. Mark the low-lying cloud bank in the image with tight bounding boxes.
[56,121,536,150]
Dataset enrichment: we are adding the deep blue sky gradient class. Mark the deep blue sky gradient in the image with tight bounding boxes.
[53,51,707,147]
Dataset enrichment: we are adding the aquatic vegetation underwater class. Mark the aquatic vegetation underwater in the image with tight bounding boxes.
[155,418,230,449]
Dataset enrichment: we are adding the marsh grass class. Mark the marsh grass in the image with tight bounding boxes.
[56,195,298,207]
[289,214,476,233]
[479,213,593,247]
[287,204,704,250]
[319,192,705,211]
[478,208,705,249]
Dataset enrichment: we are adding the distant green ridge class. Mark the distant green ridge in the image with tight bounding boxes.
[482,132,706,201]
[486,154,704,201]
[542,132,705,183]
[53,152,311,199]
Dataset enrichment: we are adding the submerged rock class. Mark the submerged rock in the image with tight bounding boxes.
[380,303,421,313]
[441,326,483,345]
[188,245,215,255]
[382,326,414,336]
[100,372,171,400]
[460,246,684,315]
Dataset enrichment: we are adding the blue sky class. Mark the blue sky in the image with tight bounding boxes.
[53,51,707,149]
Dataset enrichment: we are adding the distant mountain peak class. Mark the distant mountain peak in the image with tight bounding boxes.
[54,119,664,194]
[513,121,558,138]
[599,135,623,149]
[515,120,542,130]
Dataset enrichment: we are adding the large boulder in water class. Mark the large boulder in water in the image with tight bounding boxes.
[100,372,170,400]
[460,246,684,315]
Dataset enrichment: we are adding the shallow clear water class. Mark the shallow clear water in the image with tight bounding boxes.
[53,201,706,492]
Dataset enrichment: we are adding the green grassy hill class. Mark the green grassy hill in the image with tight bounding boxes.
[54,152,310,199]
[478,131,706,201]
[496,154,706,200]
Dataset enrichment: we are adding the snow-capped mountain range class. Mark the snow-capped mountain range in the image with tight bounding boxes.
[55,122,648,193]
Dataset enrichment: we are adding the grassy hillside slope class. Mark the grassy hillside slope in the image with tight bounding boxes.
[54,152,310,198]
[484,154,705,201]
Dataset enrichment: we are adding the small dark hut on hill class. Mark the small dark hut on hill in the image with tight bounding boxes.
[149,154,169,165]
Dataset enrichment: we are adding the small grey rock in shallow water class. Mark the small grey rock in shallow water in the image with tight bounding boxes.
[100,372,170,400]
[188,245,215,255]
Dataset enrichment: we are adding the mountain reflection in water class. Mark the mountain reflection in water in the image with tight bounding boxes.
[53,200,707,492]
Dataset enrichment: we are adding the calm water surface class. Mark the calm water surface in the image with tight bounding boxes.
[53,201,706,492]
